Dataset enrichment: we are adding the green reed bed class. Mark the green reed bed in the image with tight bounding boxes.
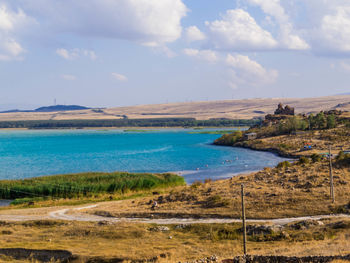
[0,172,185,200]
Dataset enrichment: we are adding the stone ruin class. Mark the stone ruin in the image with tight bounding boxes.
[274,103,295,116]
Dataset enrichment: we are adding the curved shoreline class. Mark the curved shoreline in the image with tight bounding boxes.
[213,142,299,159]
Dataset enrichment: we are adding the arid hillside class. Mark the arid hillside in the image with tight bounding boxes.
[1,95,350,121]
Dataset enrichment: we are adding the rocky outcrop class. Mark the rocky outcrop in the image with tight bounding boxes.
[274,103,295,115]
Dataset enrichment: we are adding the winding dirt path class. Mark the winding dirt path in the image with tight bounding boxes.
[1,203,349,225]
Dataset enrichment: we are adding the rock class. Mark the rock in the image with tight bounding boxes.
[149,226,170,232]
[281,231,290,239]
[327,221,349,229]
[175,224,188,230]
[289,220,320,230]
[317,221,324,226]
[97,221,113,226]
[245,225,273,235]
[271,225,284,232]
[157,196,165,204]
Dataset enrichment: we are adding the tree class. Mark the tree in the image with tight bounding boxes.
[315,112,326,129]
[308,114,316,130]
[326,114,336,129]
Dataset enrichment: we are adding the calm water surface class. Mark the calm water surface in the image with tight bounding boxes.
[0,129,287,183]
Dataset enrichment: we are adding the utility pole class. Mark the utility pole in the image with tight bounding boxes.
[241,184,247,256]
[329,145,335,203]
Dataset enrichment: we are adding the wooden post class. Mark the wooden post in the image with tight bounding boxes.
[241,184,247,256]
[329,145,335,203]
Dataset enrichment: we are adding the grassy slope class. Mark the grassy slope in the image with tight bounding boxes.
[84,159,350,219]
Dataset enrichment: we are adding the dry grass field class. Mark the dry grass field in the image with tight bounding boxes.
[1,95,350,121]
[0,218,348,262]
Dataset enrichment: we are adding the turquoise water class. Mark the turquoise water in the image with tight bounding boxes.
[0,129,287,183]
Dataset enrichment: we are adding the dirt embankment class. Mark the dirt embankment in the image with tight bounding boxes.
[0,248,73,263]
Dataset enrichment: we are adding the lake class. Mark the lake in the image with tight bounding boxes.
[0,129,287,183]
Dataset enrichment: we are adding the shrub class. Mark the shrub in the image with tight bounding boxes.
[276,161,292,169]
[204,178,212,184]
[298,156,310,165]
[214,130,242,145]
[311,153,322,163]
[190,181,203,189]
[204,195,230,208]
[278,143,294,151]
[336,151,350,166]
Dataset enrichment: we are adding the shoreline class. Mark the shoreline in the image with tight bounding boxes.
[0,126,246,131]
[213,142,300,159]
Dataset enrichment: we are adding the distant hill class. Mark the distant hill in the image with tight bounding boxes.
[34,105,90,112]
[0,105,90,113]
[0,109,32,113]
[0,95,350,121]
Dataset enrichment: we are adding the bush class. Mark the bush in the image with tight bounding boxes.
[214,130,243,145]
[204,178,212,184]
[190,181,203,189]
[311,153,322,163]
[298,156,310,165]
[276,161,292,169]
[204,195,230,208]
[336,151,350,166]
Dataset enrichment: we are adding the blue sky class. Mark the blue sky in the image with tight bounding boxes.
[0,0,350,110]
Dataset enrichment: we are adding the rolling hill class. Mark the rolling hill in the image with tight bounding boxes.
[0,95,349,121]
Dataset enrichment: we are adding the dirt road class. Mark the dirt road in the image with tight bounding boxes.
[1,203,349,225]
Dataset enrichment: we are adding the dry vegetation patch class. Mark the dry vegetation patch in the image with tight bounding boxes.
[80,159,350,220]
[0,219,348,262]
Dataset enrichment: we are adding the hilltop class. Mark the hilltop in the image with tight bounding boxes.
[0,95,349,121]
[0,105,90,114]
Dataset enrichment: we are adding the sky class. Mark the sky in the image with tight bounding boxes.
[1,0,350,110]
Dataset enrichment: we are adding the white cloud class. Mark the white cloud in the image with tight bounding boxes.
[56,48,97,60]
[298,0,350,54]
[226,54,278,88]
[185,26,206,42]
[247,0,309,50]
[61,74,77,81]
[56,49,76,60]
[205,9,278,51]
[112,73,128,82]
[18,0,188,46]
[183,48,218,63]
[82,50,97,60]
[0,4,32,61]
[319,6,350,52]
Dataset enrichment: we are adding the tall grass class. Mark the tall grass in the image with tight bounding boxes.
[0,172,185,199]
